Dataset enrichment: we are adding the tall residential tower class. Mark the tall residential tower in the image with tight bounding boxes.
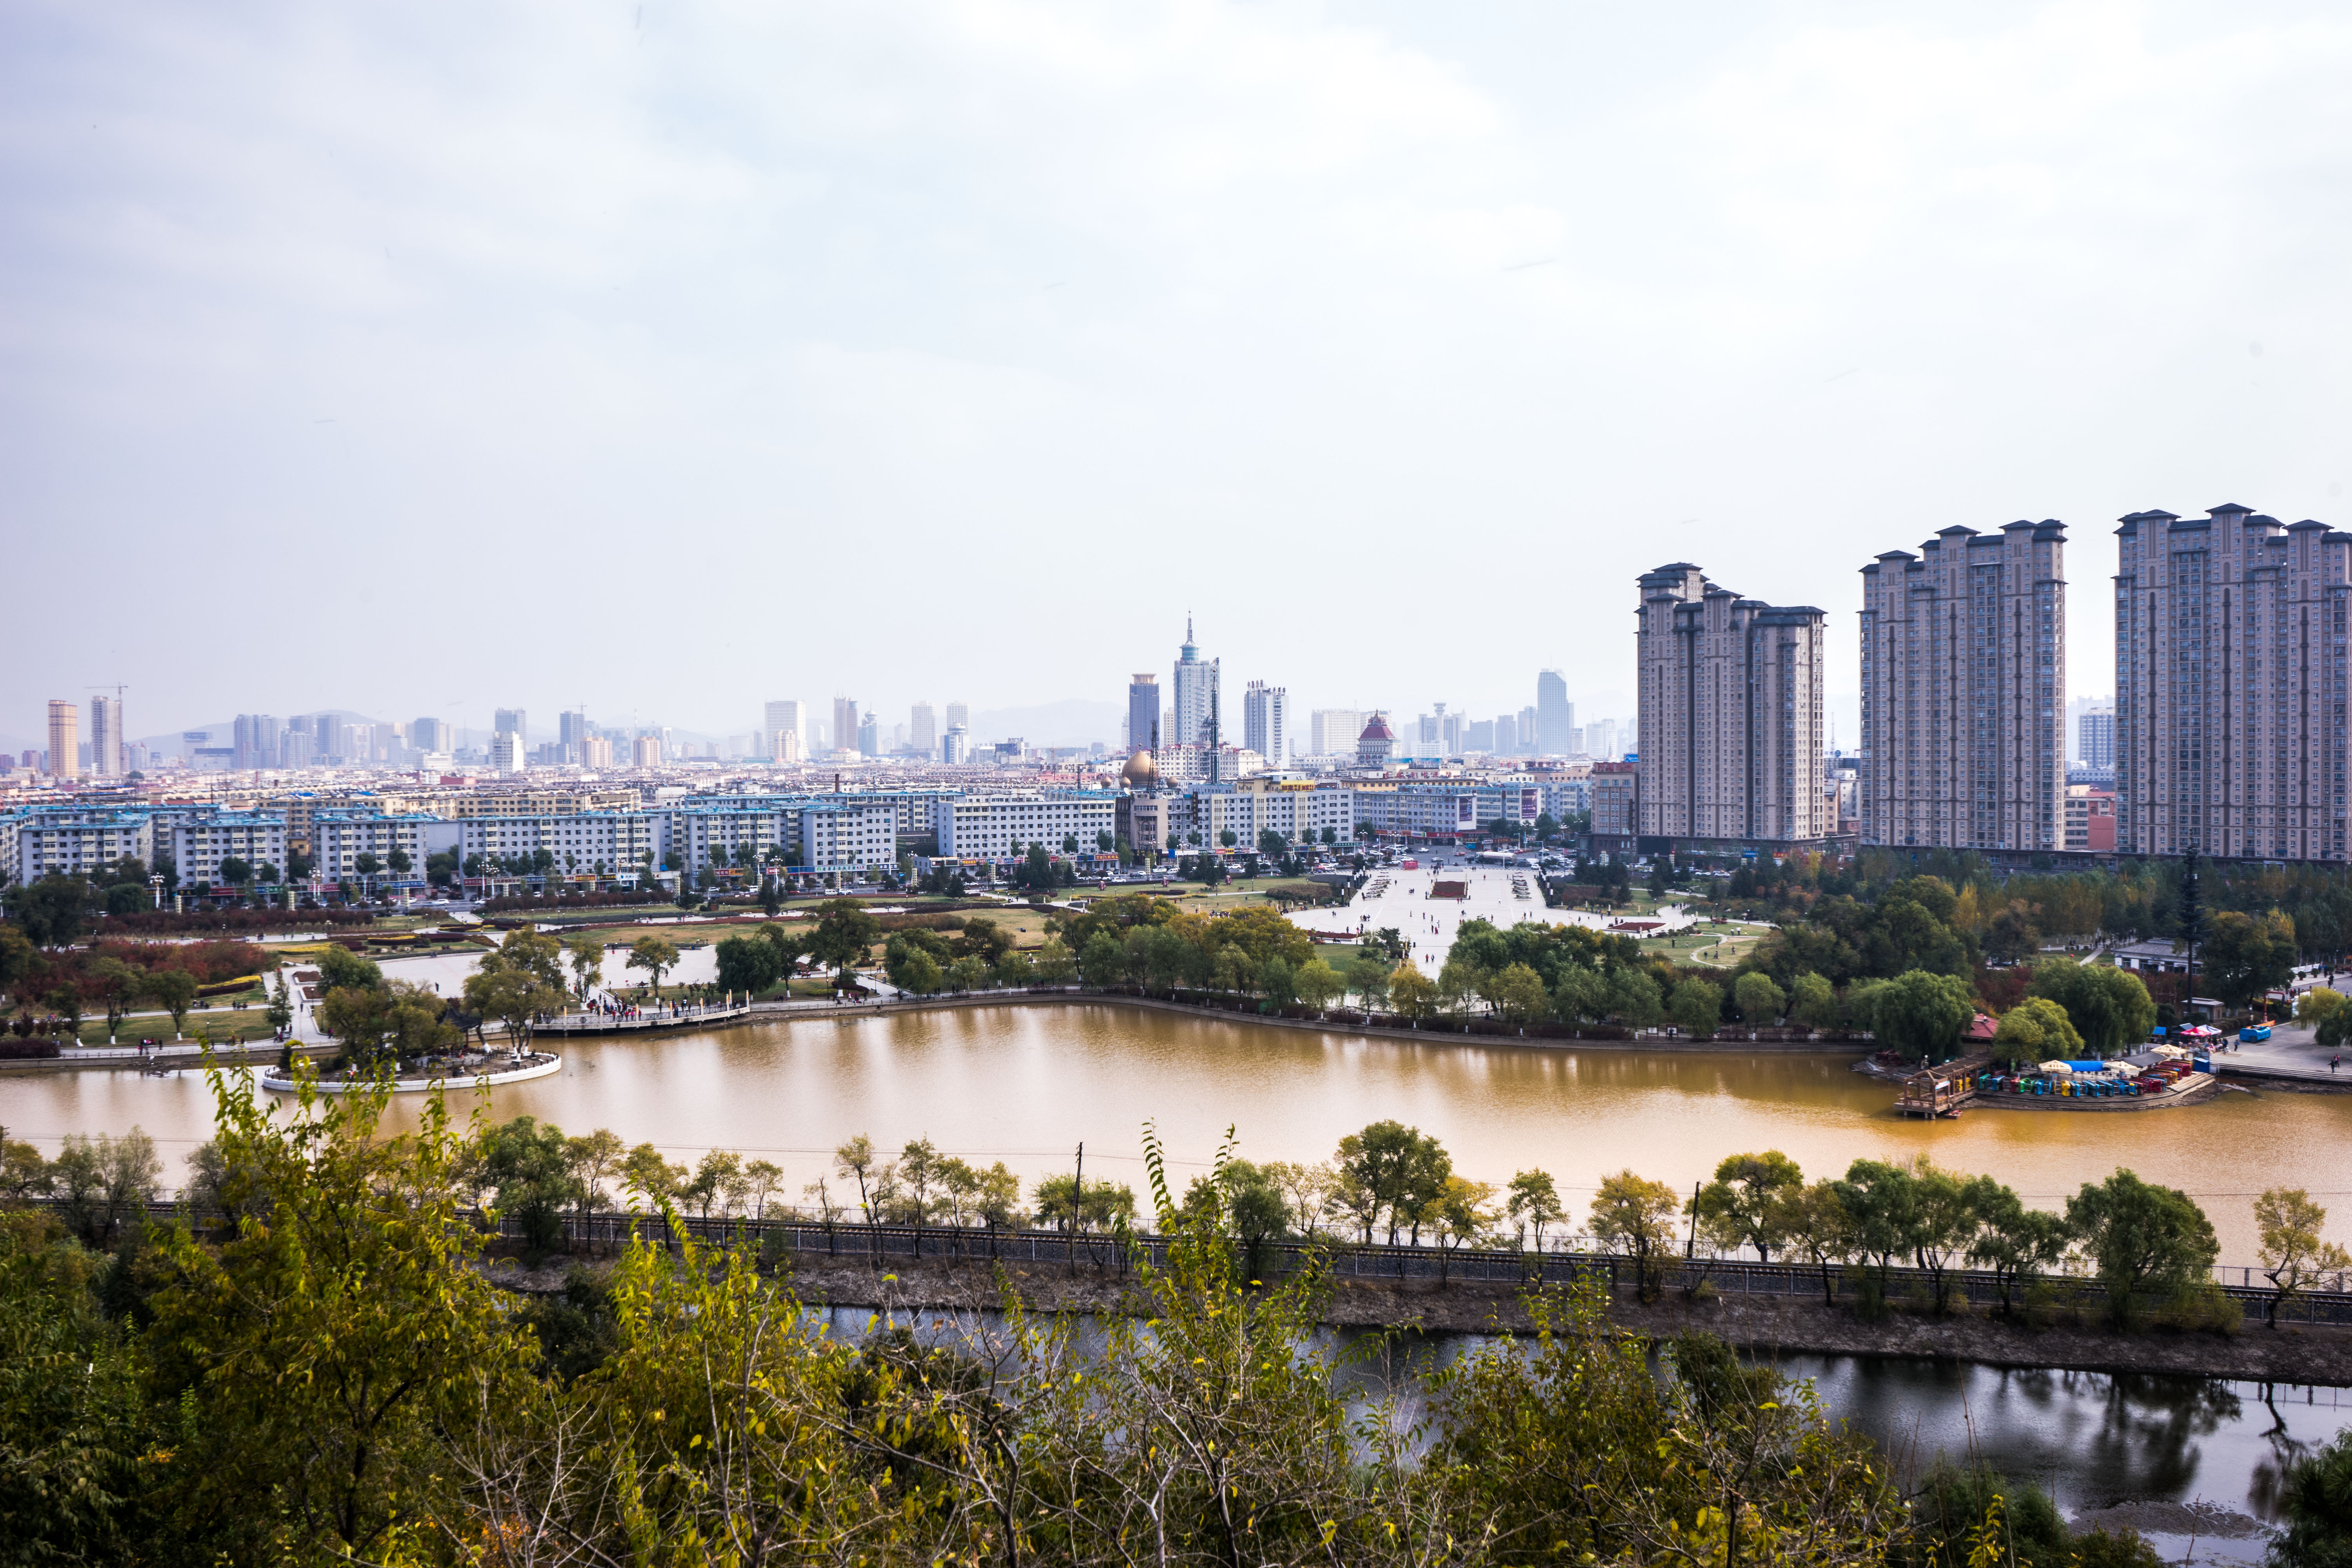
[1857,521,2067,852]
[1635,563,1829,845]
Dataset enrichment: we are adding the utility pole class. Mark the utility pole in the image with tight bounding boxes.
[1068,1142,1083,1277]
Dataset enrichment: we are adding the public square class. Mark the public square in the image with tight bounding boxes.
[1284,862,1696,973]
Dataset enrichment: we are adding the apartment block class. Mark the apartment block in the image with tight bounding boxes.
[47,700,78,780]
[2115,504,2352,860]
[166,811,292,887]
[1635,563,1829,845]
[2064,786,2117,853]
[935,791,1118,859]
[1857,522,2067,852]
[1308,709,1361,758]
[1242,681,1288,763]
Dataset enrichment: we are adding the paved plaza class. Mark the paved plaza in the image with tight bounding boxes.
[1285,863,1695,973]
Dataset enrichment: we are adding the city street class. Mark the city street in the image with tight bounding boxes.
[1285,863,1695,973]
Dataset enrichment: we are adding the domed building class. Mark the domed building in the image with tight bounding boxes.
[1356,713,1395,768]
[1121,748,1161,790]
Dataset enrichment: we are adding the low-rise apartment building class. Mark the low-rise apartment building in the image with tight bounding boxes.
[935,791,1118,860]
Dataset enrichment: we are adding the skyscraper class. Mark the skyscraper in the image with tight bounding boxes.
[1171,618,1219,748]
[832,699,860,758]
[2078,706,2114,770]
[233,713,279,770]
[1494,713,1517,754]
[1536,671,1574,756]
[87,694,123,777]
[1857,522,2067,851]
[495,708,527,741]
[911,702,937,755]
[1309,709,1361,757]
[1636,562,1829,844]
[412,717,452,753]
[763,700,806,760]
[46,699,78,779]
[559,710,591,761]
[1127,675,1161,757]
[1518,706,1538,755]
[1242,682,1288,764]
[489,731,525,772]
[2115,505,2352,860]
[858,711,880,757]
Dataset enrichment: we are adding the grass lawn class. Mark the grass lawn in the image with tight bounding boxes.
[69,991,276,1045]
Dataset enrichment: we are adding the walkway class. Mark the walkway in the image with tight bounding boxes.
[1286,863,1695,972]
[2214,1024,2352,1085]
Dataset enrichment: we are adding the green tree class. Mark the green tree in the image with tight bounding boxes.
[1078,930,1127,987]
[1388,958,1437,1021]
[715,932,785,994]
[1668,977,1722,1038]
[1334,1120,1451,1245]
[2066,1169,2220,1327]
[806,898,881,980]
[142,967,199,1040]
[1789,970,1840,1031]
[1033,935,1077,985]
[625,934,680,996]
[144,1069,536,1561]
[2203,909,2298,1011]
[1964,1177,2074,1314]
[2256,1187,2352,1329]
[2029,956,2156,1057]
[1492,962,1549,1023]
[1588,1169,1683,1301]
[2268,1428,2352,1568]
[1992,996,2085,1067]
[475,1114,580,1254]
[1869,969,1975,1062]
[1732,970,1786,1025]
[6,875,90,946]
[1294,956,1343,1013]
[1690,1150,1804,1262]
[564,936,603,998]
[1506,1168,1565,1250]
[1608,966,1664,1028]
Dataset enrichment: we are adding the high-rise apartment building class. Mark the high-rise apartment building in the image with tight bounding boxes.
[910,702,937,756]
[488,731,525,773]
[762,700,806,761]
[558,711,592,761]
[1494,714,1517,754]
[2078,706,2115,770]
[1171,619,1220,748]
[1309,709,1361,758]
[412,717,452,754]
[831,699,860,758]
[631,734,664,769]
[87,695,123,776]
[945,701,969,733]
[1242,681,1288,763]
[1857,522,2067,852]
[232,713,279,771]
[1595,719,1620,760]
[1636,562,1829,844]
[858,711,880,757]
[1536,671,1574,756]
[495,708,527,742]
[46,700,78,779]
[2115,504,2352,860]
[1127,675,1161,756]
[1518,706,1539,754]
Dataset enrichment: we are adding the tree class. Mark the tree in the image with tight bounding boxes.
[463,965,565,1053]
[145,1069,535,1562]
[621,1142,687,1203]
[6,875,89,946]
[1219,829,1238,849]
[625,934,681,996]
[46,1127,162,1246]
[2268,1428,2352,1568]
[715,932,786,995]
[1294,956,1342,1013]
[1078,931,1127,987]
[682,1149,744,1220]
[1789,970,1840,1031]
[1493,962,1549,1024]
[1869,969,1975,1062]
[1732,971,1786,1025]
[1992,996,2085,1067]
[1668,978,1722,1038]
[1964,1178,2074,1314]
[1782,1180,1856,1304]
[1588,1169,1682,1300]
[1388,958,1437,1021]
[475,1115,579,1254]
[2030,956,2156,1058]
[2203,909,2298,1011]
[563,1127,626,1232]
[1506,1169,1565,1250]
[142,967,199,1040]
[1608,966,1664,1028]
[2256,1187,2352,1328]
[1333,1120,1450,1245]
[1033,936,1077,985]
[564,936,604,998]
[87,957,140,1042]
[2066,1169,2220,1327]
[1690,1151,1804,1262]
[833,1134,881,1223]
[806,897,881,980]
[2299,986,2352,1049]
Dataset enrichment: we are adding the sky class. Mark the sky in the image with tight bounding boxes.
[5,0,2350,750]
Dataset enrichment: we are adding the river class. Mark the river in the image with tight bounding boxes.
[5,1002,2348,1265]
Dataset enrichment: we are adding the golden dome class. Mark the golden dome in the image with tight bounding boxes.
[1121,749,1160,787]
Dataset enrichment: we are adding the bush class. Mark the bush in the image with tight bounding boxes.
[0,1039,62,1059]
[2163,1280,2244,1335]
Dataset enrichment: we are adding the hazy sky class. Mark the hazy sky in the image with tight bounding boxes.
[5,0,2349,746]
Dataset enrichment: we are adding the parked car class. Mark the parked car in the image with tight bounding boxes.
[2239,1024,2272,1043]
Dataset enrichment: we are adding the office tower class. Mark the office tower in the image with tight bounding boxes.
[945,701,969,733]
[858,711,879,757]
[1518,705,1539,754]
[558,710,591,762]
[2116,505,2352,859]
[1441,708,1465,756]
[831,698,860,758]
[1637,562,1829,843]
[1536,671,1574,755]
[1127,675,1161,757]
[1494,714,1516,754]
[942,726,971,764]
[763,699,807,760]
[1309,709,1361,757]
[1857,522,2067,851]
[232,713,279,770]
[280,726,313,768]
[412,717,451,753]
[1242,681,1288,763]
[1467,719,1495,753]
[495,708,526,741]
[46,700,78,778]
[488,731,525,772]
[87,695,123,776]
[2078,706,2115,770]
[1171,618,1220,747]
[910,701,937,755]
